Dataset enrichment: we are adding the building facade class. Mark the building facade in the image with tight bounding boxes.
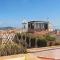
[28,21,49,33]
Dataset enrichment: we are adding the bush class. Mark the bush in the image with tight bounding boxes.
[31,37,35,47]
[14,33,56,48]
[16,33,21,40]
[45,35,56,41]
[0,43,26,56]
[37,38,47,47]
[13,33,27,48]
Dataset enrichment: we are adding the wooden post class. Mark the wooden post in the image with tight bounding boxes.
[25,33,27,48]
[35,38,38,48]
[29,36,31,48]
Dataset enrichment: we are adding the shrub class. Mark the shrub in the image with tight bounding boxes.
[45,35,56,41]
[14,33,56,48]
[37,38,47,47]
[16,33,21,40]
[0,43,26,56]
[13,33,27,48]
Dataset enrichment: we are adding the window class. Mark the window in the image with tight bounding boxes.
[44,23,48,30]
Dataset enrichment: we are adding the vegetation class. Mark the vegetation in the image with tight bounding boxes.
[0,32,56,56]
[45,35,56,41]
[37,37,47,47]
[0,42,26,56]
[15,33,56,48]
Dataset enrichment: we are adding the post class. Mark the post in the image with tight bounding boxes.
[25,33,27,48]
[35,38,38,48]
[29,36,31,48]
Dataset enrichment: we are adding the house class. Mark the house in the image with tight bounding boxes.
[28,21,49,33]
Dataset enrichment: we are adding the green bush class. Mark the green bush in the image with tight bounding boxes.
[14,33,56,48]
[0,43,26,56]
[16,33,21,40]
[37,38,47,47]
[13,33,27,48]
[45,35,56,41]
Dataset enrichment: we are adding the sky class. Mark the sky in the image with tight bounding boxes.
[0,0,60,28]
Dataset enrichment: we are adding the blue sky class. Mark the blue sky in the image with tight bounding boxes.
[0,0,60,28]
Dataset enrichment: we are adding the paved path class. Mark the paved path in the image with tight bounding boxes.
[27,46,60,60]
[26,54,40,60]
[27,45,60,53]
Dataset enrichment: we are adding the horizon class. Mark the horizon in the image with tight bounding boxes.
[0,0,60,29]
